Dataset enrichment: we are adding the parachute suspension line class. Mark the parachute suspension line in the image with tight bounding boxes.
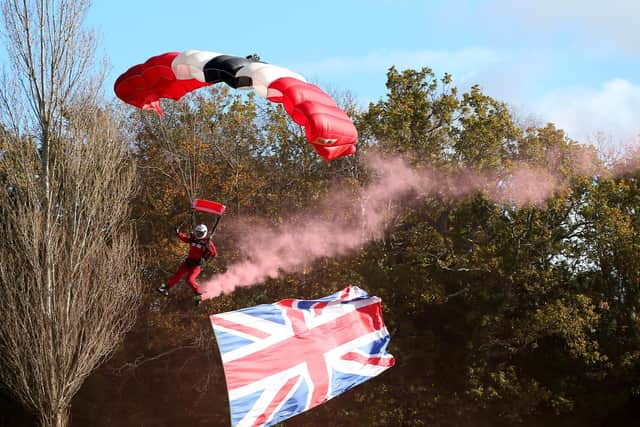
[210,215,222,236]
[143,110,200,215]
[186,109,203,212]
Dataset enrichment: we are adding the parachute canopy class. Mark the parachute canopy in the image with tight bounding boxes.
[114,50,358,161]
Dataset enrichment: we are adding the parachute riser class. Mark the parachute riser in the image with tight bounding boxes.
[210,215,222,237]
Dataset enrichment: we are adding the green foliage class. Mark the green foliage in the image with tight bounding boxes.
[454,84,520,169]
[360,66,458,162]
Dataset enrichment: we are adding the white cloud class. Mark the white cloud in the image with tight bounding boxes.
[536,79,640,145]
[489,0,640,53]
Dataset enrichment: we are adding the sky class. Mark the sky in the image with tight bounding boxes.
[82,0,640,148]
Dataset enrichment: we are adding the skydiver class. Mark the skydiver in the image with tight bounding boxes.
[158,224,217,306]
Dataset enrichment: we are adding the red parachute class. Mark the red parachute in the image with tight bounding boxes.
[114,50,358,161]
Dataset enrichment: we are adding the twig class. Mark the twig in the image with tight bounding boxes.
[112,343,200,375]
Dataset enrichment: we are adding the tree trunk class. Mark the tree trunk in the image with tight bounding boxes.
[39,406,69,427]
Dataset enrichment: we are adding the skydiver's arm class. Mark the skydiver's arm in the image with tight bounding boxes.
[204,241,217,259]
[177,232,191,243]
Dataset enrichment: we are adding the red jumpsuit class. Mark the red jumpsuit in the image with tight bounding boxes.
[167,231,217,294]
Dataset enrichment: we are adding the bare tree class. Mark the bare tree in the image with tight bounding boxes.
[0,1,141,426]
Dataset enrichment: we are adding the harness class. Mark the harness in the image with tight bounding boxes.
[185,237,211,266]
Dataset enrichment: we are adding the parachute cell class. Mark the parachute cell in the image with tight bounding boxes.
[114,50,357,161]
[114,52,211,115]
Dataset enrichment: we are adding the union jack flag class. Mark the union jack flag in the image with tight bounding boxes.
[210,286,395,427]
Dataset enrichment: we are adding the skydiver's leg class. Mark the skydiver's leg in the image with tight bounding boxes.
[186,266,202,294]
[167,262,189,289]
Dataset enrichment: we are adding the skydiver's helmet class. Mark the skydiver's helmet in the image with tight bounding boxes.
[193,224,208,239]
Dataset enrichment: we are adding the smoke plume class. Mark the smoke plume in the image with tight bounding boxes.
[200,146,639,299]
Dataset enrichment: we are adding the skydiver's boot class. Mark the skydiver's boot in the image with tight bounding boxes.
[158,283,169,296]
[193,293,202,306]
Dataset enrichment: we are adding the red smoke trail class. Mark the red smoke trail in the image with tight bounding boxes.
[200,155,418,299]
[200,147,637,299]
